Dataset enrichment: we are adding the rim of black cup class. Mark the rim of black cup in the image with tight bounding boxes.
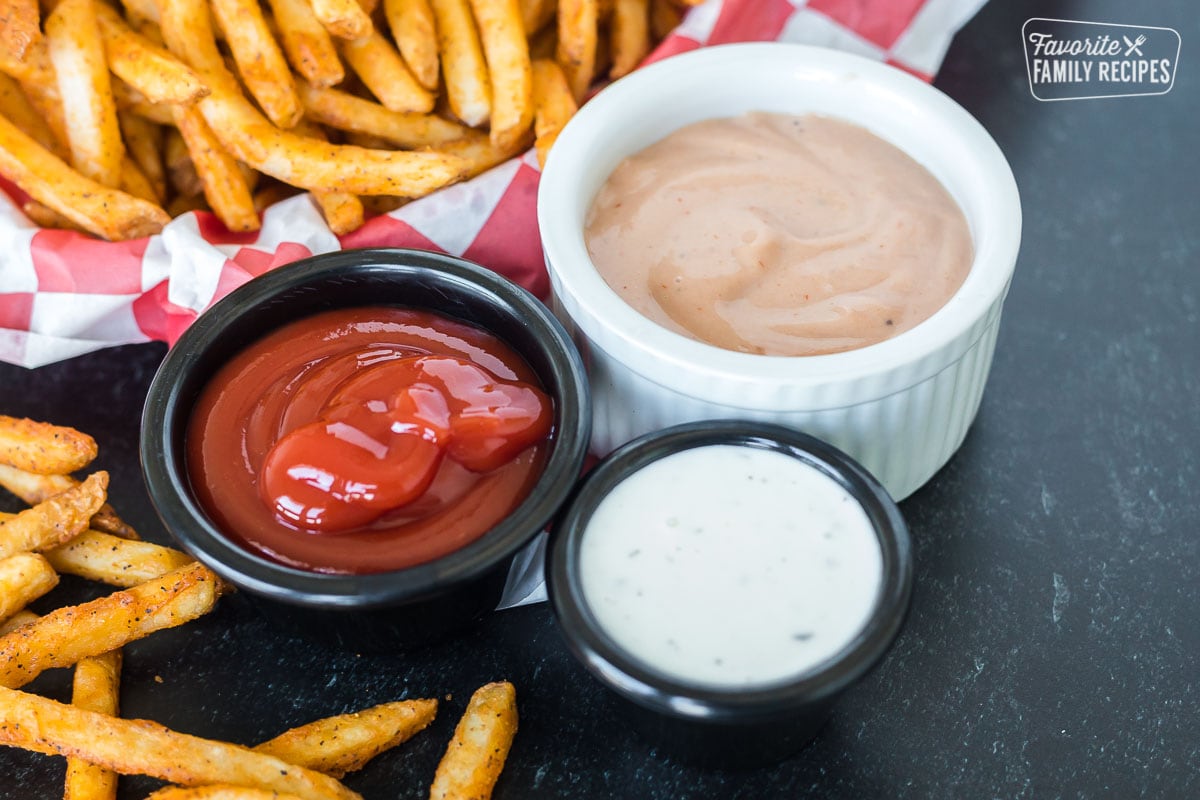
[547,420,913,722]
[141,248,591,609]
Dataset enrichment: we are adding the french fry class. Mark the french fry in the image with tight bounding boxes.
[0,609,38,635]
[20,200,88,231]
[340,28,435,114]
[298,82,470,147]
[0,471,107,560]
[255,698,439,777]
[45,0,125,188]
[0,414,97,474]
[384,0,440,92]
[64,649,122,800]
[120,154,159,202]
[266,0,345,88]
[0,561,220,688]
[0,71,66,158]
[119,109,166,202]
[42,529,194,587]
[253,179,300,213]
[530,57,575,168]
[555,0,596,101]
[111,76,176,125]
[649,0,681,42]
[162,0,468,196]
[429,681,518,800]
[429,0,491,126]
[0,686,363,800]
[0,462,139,540]
[166,192,208,216]
[145,789,307,800]
[2,42,71,152]
[0,0,41,62]
[309,0,373,40]
[468,0,532,151]
[94,2,209,106]
[119,0,163,26]
[520,0,557,37]
[609,0,648,78]
[0,553,59,624]
[0,102,169,238]
[211,0,302,128]
[440,126,531,178]
[172,103,260,231]
[290,120,364,235]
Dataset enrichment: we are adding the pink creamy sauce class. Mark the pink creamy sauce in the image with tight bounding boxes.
[584,113,974,356]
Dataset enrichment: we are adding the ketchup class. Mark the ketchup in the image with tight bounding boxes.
[186,307,554,574]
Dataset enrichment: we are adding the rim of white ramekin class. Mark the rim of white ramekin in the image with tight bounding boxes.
[538,43,1021,404]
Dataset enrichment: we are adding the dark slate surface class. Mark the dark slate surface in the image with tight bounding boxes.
[1,0,1197,796]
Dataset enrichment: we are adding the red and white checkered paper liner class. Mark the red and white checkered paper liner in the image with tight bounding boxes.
[0,0,985,369]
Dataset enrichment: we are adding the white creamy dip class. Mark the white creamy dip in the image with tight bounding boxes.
[579,444,883,688]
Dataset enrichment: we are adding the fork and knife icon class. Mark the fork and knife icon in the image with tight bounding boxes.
[1123,34,1147,56]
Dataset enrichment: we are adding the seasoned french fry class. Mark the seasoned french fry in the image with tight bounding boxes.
[429,682,518,800]
[429,0,491,126]
[120,154,159,202]
[555,0,596,101]
[384,0,440,92]
[440,127,531,178]
[298,82,470,147]
[0,553,59,624]
[20,200,88,231]
[42,529,194,587]
[0,414,97,474]
[0,609,38,635]
[468,0,532,151]
[266,0,344,88]
[119,109,166,202]
[94,2,209,106]
[340,28,435,114]
[172,103,259,231]
[65,650,122,800]
[145,789,308,800]
[0,72,66,158]
[0,561,220,688]
[0,471,107,560]
[162,0,468,196]
[0,0,41,61]
[290,120,364,235]
[530,57,575,168]
[211,0,302,128]
[0,686,363,800]
[0,462,139,540]
[45,0,125,188]
[609,0,648,78]
[0,102,168,238]
[253,180,300,212]
[1,42,70,152]
[111,76,175,124]
[309,0,372,40]
[119,0,163,25]
[520,0,556,36]
[649,0,681,42]
[255,698,438,777]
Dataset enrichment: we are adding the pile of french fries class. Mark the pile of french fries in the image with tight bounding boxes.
[0,414,520,800]
[0,0,694,241]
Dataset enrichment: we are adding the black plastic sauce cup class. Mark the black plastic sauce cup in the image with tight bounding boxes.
[141,248,591,651]
[546,420,912,768]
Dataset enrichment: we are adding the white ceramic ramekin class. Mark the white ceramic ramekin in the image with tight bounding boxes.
[537,43,1021,500]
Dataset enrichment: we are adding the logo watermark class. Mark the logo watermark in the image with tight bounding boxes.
[1022,18,1181,101]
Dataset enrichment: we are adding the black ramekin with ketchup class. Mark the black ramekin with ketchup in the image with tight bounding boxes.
[141,248,591,651]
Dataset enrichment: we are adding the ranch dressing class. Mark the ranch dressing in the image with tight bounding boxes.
[579,444,883,688]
